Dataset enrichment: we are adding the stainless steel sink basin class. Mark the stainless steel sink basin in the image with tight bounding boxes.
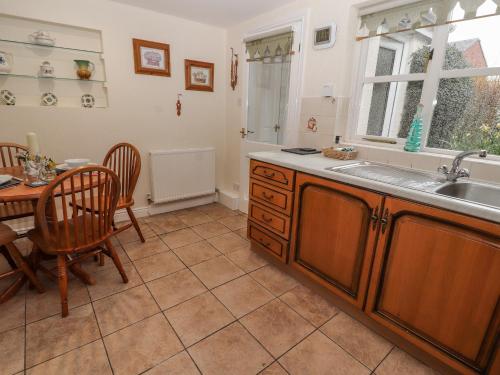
[434,182,500,209]
[326,161,444,191]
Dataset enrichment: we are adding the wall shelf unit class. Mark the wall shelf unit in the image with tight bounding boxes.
[0,14,108,108]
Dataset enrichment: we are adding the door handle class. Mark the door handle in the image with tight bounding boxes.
[380,208,390,234]
[371,206,379,230]
[240,128,255,138]
[263,170,275,179]
[261,192,274,200]
[261,214,273,223]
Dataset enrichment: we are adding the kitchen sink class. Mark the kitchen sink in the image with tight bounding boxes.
[434,182,500,210]
[326,161,444,191]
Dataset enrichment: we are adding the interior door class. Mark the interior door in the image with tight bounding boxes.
[239,20,303,212]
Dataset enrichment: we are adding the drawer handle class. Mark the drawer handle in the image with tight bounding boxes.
[261,214,273,223]
[263,171,276,179]
[258,237,271,247]
[261,192,274,200]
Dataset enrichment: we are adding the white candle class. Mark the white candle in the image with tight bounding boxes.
[26,132,40,155]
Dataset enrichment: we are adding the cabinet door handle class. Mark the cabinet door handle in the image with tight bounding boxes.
[261,192,274,200]
[261,214,273,223]
[258,238,271,247]
[371,206,379,230]
[380,208,390,234]
[263,170,276,179]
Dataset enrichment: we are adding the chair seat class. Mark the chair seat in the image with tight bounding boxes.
[28,213,113,254]
[0,223,17,245]
[0,201,34,222]
[72,196,132,212]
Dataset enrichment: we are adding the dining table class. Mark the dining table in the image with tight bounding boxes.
[0,165,99,292]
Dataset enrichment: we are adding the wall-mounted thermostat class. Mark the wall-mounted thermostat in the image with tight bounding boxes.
[313,22,337,49]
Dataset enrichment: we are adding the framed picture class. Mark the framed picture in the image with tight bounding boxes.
[184,59,214,92]
[133,38,170,77]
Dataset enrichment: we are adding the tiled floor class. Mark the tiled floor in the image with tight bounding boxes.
[0,203,439,375]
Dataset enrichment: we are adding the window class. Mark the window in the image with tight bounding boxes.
[353,3,500,156]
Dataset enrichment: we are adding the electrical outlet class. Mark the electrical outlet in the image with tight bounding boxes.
[233,183,240,192]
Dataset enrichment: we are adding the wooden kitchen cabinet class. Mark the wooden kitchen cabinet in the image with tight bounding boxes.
[366,197,500,374]
[289,172,384,309]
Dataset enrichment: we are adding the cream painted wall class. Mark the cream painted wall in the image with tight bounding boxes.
[0,0,227,208]
[223,0,366,194]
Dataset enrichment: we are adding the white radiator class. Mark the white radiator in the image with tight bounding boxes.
[149,148,216,204]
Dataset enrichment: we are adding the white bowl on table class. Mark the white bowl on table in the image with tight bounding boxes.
[64,159,90,169]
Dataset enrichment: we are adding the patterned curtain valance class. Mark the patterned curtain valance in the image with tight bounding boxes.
[357,0,500,40]
[246,32,293,61]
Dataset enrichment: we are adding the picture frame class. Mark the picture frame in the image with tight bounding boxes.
[132,38,170,77]
[184,59,214,92]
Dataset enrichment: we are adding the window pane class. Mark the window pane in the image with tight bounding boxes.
[364,29,433,77]
[445,14,500,69]
[357,80,424,138]
[427,76,500,156]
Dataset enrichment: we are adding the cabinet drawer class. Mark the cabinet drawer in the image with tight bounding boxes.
[248,221,288,262]
[250,160,295,191]
[250,179,293,215]
[249,200,291,239]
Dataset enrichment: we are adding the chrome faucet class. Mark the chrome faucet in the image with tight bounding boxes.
[438,150,487,182]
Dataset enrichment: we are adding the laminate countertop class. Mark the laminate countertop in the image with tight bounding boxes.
[248,151,500,224]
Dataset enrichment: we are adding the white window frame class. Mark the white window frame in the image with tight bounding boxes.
[348,15,500,159]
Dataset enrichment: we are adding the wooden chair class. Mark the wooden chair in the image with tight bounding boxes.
[28,166,128,317]
[75,143,144,242]
[0,223,44,303]
[0,143,34,221]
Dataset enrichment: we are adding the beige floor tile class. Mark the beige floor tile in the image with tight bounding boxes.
[178,212,213,227]
[190,256,245,289]
[234,227,249,239]
[240,299,314,357]
[192,222,231,239]
[375,347,439,375]
[26,274,90,323]
[116,222,156,244]
[250,265,298,296]
[280,284,339,327]
[227,248,268,272]
[104,313,183,375]
[212,275,273,318]
[94,285,160,336]
[87,263,143,301]
[0,291,25,334]
[279,331,370,375]
[195,204,238,220]
[161,228,203,249]
[144,351,200,374]
[188,322,272,375]
[0,326,24,375]
[122,237,169,261]
[173,241,221,266]
[147,269,207,310]
[27,340,112,375]
[206,232,249,254]
[261,362,288,374]
[148,214,187,234]
[165,292,234,346]
[26,304,100,367]
[134,251,185,282]
[321,312,393,370]
[82,246,130,273]
[218,215,247,231]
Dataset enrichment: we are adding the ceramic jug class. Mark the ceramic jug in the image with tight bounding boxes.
[39,61,54,77]
[74,59,95,80]
[0,51,13,73]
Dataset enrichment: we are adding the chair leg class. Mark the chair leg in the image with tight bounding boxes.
[5,243,44,294]
[57,255,69,317]
[0,245,17,270]
[127,207,145,243]
[105,239,128,283]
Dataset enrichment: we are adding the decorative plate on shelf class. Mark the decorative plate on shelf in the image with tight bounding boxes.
[81,94,95,108]
[41,92,58,106]
[0,89,16,105]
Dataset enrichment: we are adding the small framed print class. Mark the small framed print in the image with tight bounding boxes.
[133,38,170,77]
[184,59,214,92]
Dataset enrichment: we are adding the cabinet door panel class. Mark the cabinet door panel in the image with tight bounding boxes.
[290,173,383,308]
[367,197,500,372]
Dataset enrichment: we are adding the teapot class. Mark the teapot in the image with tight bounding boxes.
[0,51,13,73]
[39,61,54,77]
[29,31,55,46]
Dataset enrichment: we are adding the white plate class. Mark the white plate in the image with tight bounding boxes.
[0,175,12,185]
